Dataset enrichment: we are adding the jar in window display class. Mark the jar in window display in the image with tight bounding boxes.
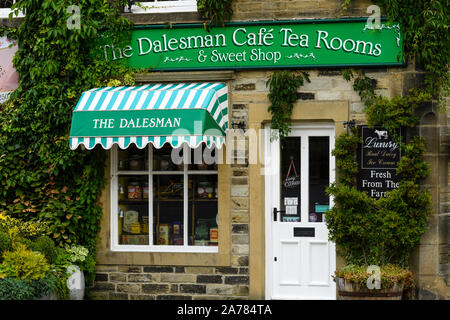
[143,183,149,199]
[160,159,170,171]
[129,155,142,170]
[128,181,141,199]
[197,181,214,199]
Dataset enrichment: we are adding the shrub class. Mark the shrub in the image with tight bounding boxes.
[0,272,58,300]
[0,232,12,262]
[0,277,34,300]
[325,131,431,268]
[0,243,50,281]
[65,244,89,264]
[31,236,57,265]
[0,213,49,240]
[334,264,414,290]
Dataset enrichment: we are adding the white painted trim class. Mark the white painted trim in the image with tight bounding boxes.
[0,1,23,18]
[128,1,197,14]
[264,122,336,300]
[264,124,277,300]
[0,8,23,19]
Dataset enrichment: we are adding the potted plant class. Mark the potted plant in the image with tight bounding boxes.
[325,129,431,299]
[54,244,89,300]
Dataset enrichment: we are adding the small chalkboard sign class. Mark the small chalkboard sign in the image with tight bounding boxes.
[357,126,402,199]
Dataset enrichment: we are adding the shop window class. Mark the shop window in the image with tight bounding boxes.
[129,1,197,13]
[0,0,15,8]
[111,143,219,252]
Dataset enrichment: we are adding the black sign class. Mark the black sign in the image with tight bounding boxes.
[357,126,402,198]
[293,227,315,237]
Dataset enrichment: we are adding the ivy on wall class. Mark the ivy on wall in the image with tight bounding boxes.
[342,0,449,103]
[0,0,135,293]
[197,0,234,27]
[325,0,448,272]
[266,71,310,140]
[328,69,434,267]
[326,128,432,267]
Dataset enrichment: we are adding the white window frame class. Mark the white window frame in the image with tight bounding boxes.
[129,1,197,14]
[110,144,218,253]
[0,1,24,19]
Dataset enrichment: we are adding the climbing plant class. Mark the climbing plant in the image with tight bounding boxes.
[0,0,135,294]
[326,128,432,267]
[197,0,234,27]
[266,70,310,140]
[341,0,449,104]
[328,49,435,268]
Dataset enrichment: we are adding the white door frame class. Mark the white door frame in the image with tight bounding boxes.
[264,122,336,300]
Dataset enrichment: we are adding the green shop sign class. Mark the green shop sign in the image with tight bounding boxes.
[97,19,403,71]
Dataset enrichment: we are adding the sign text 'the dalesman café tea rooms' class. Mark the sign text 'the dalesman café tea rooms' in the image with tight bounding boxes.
[96,20,403,71]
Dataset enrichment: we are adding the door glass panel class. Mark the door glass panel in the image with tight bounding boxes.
[280,137,301,222]
[308,136,330,223]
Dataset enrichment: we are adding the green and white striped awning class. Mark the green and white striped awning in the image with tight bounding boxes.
[69,82,228,150]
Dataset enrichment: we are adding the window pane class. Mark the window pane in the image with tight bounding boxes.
[308,137,330,223]
[188,175,218,246]
[153,144,184,172]
[0,1,15,9]
[153,175,184,245]
[189,145,218,171]
[117,175,149,245]
[280,137,301,222]
[118,145,148,171]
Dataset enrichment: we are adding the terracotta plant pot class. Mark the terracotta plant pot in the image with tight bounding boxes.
[336,277,404,300]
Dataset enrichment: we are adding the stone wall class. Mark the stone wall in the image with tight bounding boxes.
[231,0,374,20]
[92,265,249,300]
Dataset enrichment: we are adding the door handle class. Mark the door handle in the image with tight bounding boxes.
[273,208,285,221]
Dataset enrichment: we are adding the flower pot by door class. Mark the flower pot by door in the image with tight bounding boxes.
[336,277,404,300]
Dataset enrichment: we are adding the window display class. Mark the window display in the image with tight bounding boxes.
[112,144,218,251]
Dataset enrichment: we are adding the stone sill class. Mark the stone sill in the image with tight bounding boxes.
[134,71,236,83]
[122,12,202,25]
[0,12,201,28]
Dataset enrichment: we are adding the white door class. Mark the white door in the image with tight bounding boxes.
[265,124,336,300]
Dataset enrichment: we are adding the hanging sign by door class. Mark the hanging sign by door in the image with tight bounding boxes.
[357,126,402,198]
[283,157,301,188]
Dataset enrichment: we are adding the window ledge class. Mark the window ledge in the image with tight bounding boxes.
[111,245,219,253]
[97,250,231,266]
[122,11,202,25]
[134,71,236,83]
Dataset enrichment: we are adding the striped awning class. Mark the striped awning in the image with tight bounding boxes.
[69,82,228,150]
